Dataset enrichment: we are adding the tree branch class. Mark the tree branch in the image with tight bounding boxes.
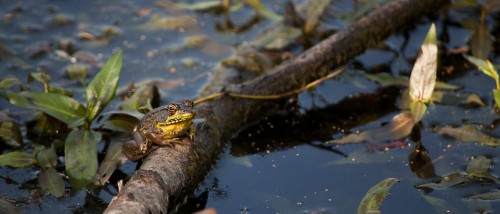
[105,0,448,212]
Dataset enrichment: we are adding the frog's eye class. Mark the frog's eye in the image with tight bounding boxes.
[183,100,194,108]
[167,104,178,116]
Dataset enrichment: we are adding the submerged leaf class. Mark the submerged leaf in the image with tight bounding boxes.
[86,50,122,122]
[0,112,22,147]
[327,112,414,144]
[0,151,37,167]
[357,178,399,214]
[409,23,437,103]
[64,130,101,189]
[422,195,459,214]
[468,190,500,200]
[139,14,197,30]
[38,167,65,198]
[417,172,467,188]
[432,90,486,107]
[436,125,500,147]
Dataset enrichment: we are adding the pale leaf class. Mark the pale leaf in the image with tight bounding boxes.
[409,23,438,102]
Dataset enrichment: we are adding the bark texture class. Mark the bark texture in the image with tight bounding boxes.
[105,0,449,213]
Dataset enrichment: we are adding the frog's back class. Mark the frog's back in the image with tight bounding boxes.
[138,107,169,130]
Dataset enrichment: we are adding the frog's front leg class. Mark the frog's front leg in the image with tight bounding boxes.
[122,131,152,161]
[145,132,183,146]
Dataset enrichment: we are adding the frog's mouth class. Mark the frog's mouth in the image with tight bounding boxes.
[158,112,195,126]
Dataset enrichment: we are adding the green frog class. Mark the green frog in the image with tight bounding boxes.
[122,99,196,161]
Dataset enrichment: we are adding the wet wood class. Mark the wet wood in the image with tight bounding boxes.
[104,0,448,213]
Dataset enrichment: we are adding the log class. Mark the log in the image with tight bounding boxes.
[104,0,448,213]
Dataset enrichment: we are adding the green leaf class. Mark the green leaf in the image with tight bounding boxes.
[86,50,122,122]
[410,101,427,122]
[0,76,21,89]
[493,89,500,108]
[64,129,101,189]
[38,167,65,198]
[357,178,399,214]
[175,1,223,12]
[0,151,37,167]
[432,90,486,107]
[304,0,332,34]
[94,141,128,186]
[0,118,22,148]
[465,55,499,82]
[20,91,86,128]
[468,20,493,59]
[327,112,414,144]
[409,23,438,103]
[34,145,58,169]
[245,0,281,20]
[436,125,500,147]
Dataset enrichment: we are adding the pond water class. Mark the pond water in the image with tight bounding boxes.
[1,0,499,213]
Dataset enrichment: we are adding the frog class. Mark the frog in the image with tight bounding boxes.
[122,99,196,161]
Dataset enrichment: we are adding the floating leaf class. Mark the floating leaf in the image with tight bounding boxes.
[365,73,461,90]
[94,141,128,186]
[432,90,486,107]
[139,15,197,30]
[494,89,500,108]
[0,198,20,214]
[86,50,122,122]
[465,55,499,83]
[327,112,414,144]
[417,172,467,189]
[422,195,458,213]
[0,151,37,167]
[409,23,438,103]
[0,76,21,89]
[436,125,500,147]
[468,190,500,200]
[245,0,281,20]
[357,178,399,214]
[250,24,302,50]
[304,0,331,34]
[18,91,86,128]
[175,1,223,12]
[465,156,499,182]
[34,145,58,169]
[38,167,65,198]
[64,130,101,189]
[468,20,493,59]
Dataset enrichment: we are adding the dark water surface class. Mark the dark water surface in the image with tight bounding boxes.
[1,0,499,213]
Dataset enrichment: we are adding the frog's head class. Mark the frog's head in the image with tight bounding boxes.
[162,99,195,126]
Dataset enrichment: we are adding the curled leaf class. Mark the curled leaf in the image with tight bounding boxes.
[357,178,399,214]
[409,23,438,103]
[327,112,414,144]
